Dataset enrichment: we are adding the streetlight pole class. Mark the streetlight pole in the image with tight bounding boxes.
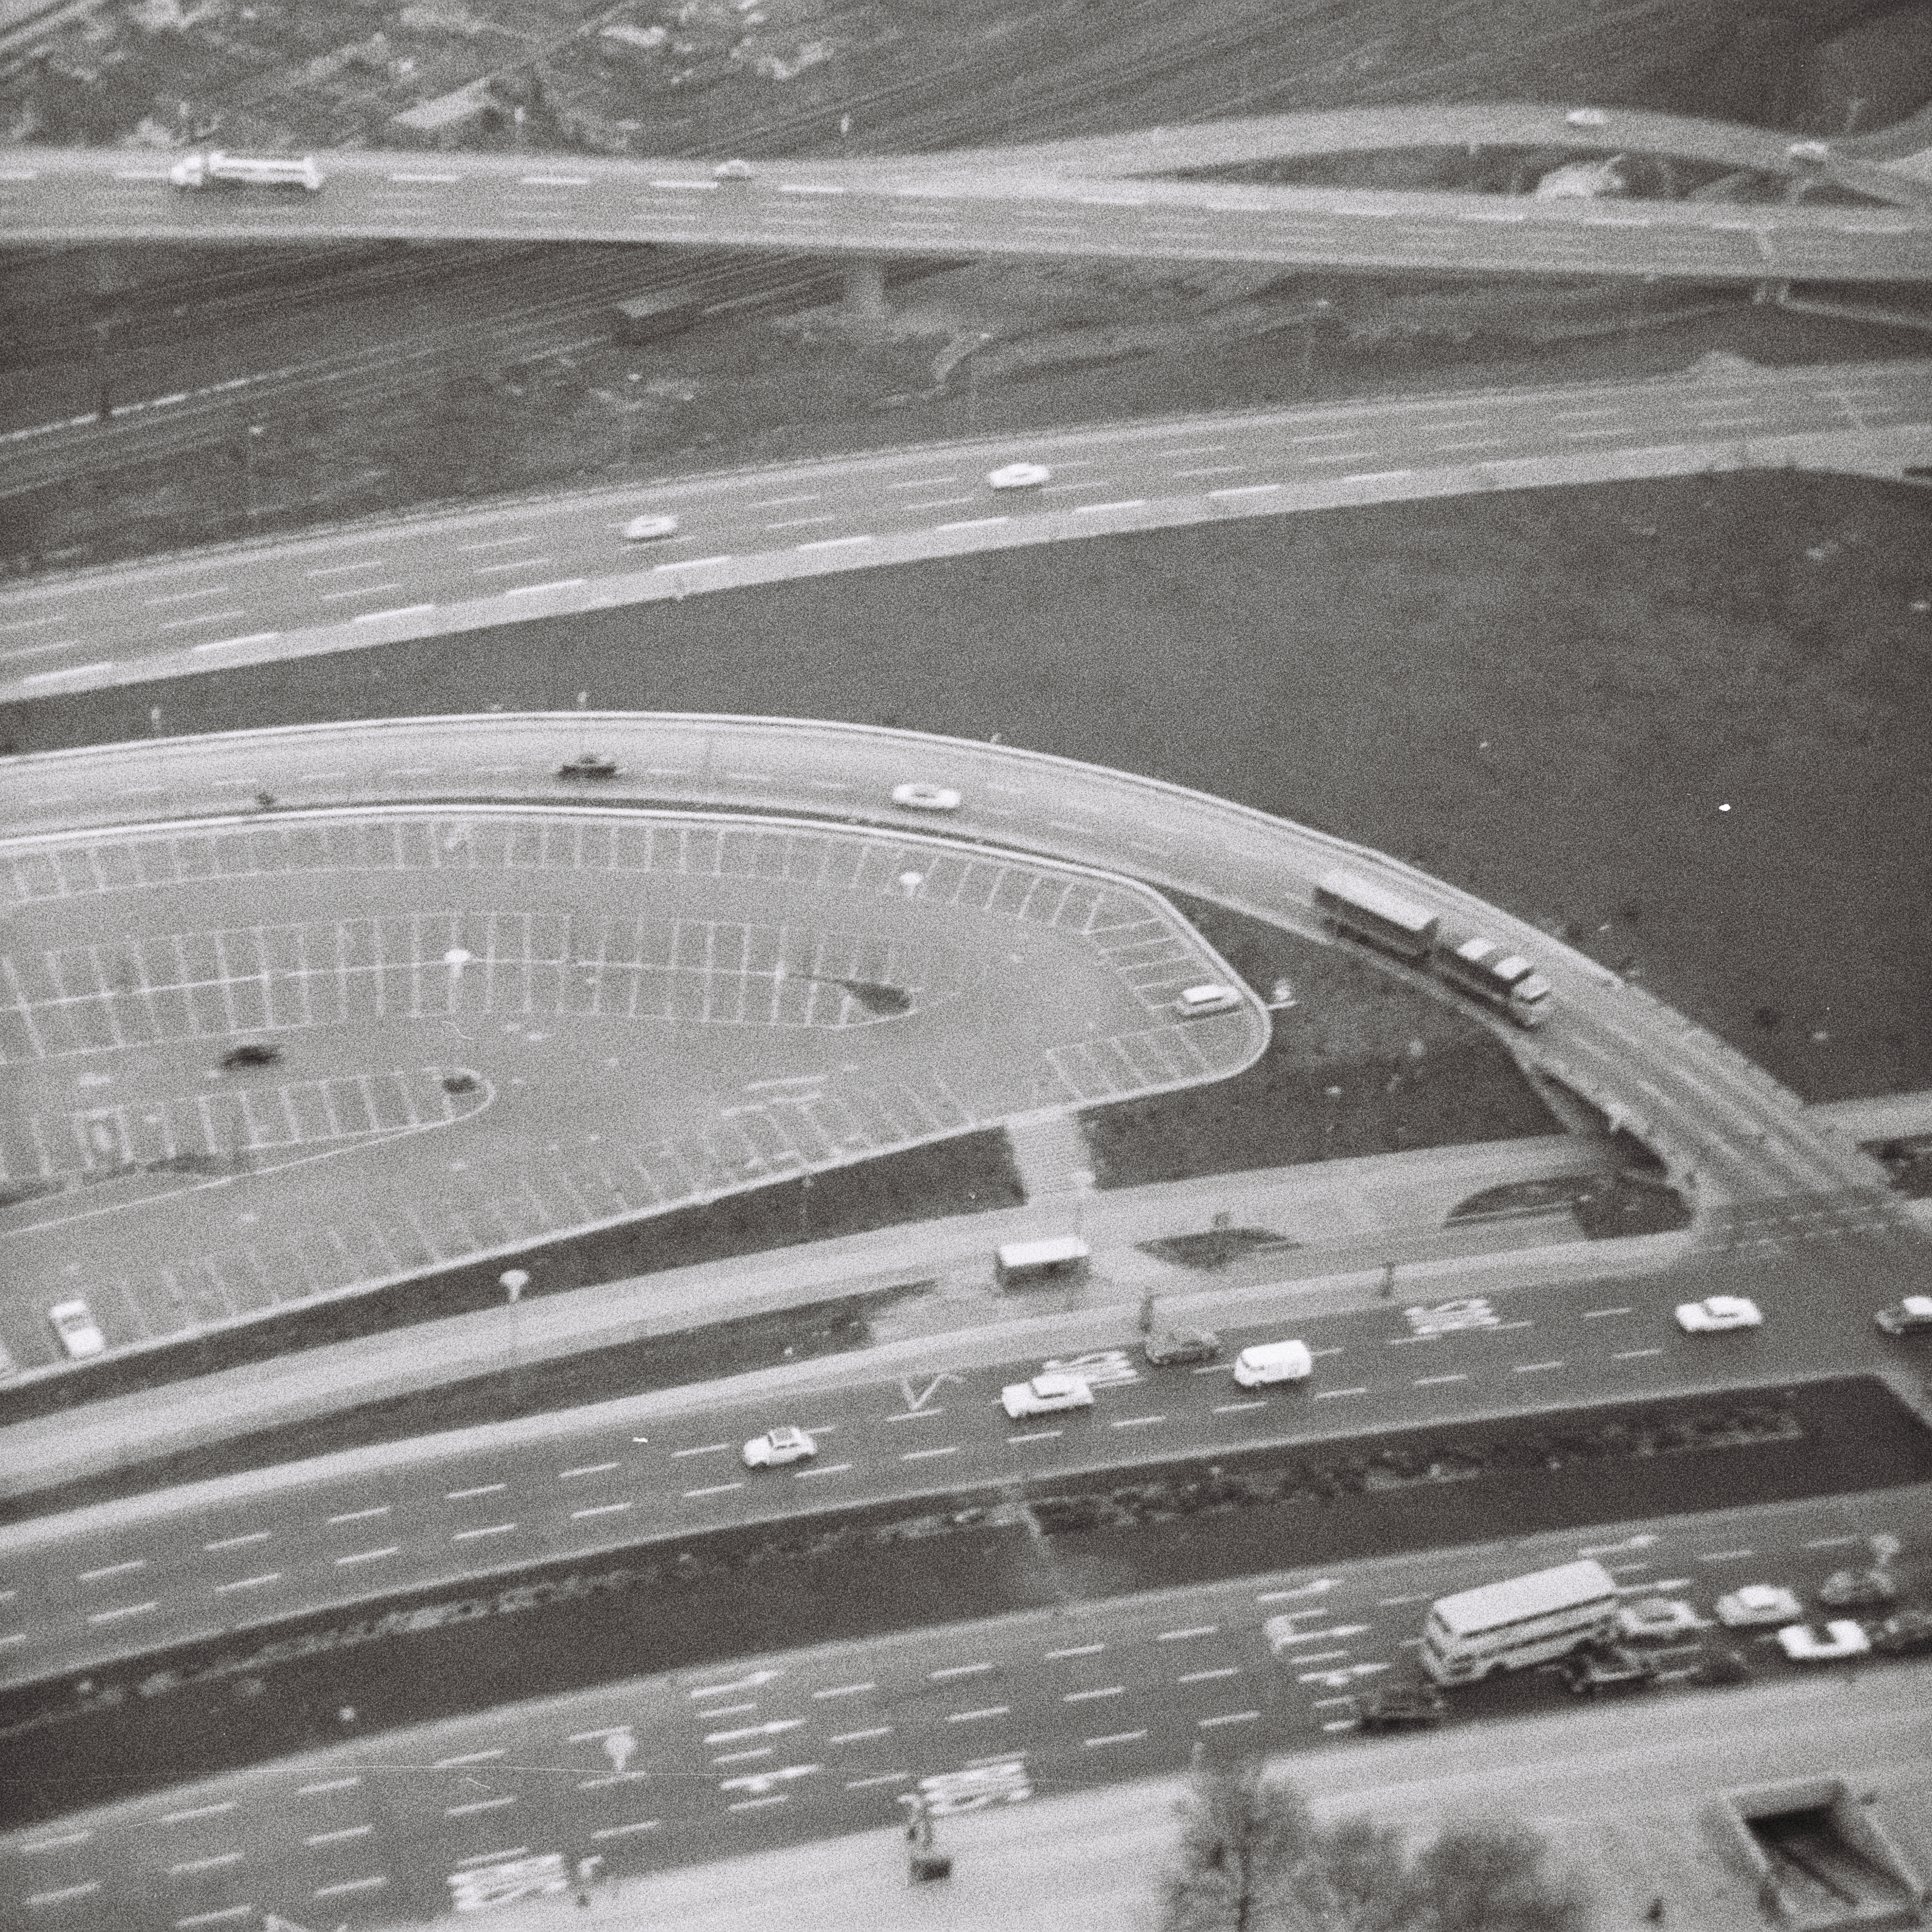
[244,422,264,521]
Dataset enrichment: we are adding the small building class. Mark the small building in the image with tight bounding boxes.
[1533,156,1628,199]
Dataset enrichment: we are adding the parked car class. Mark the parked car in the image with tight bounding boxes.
[1786,140,1831,164]
[1715,1584,1803,1627]
[1143,1326,1221,1367]
[1232,1340,1312,1388]
[1561,1640,1658,1696]
[986,462,1052,490]
[557,754,619,781]
[1870,1609,1932,1657]
[47,1299,106,1360]
[1565,108,1609,127]
[1775,1620,1870,1662]
[1691,1647,1754,1686]
[623,514,680,542]
[1676,1295,1763,1333]
[1356,1683,1446,1730]
[1615,1598,1708,1641]
[1817,1568,1899,1610]
[742,1426,817,1469]
[890,781,962,812]
[1174,984,1241,1018]
[1001,1371,1095,1419]
[220,1043,283,1070]
[713,158,756,181]
[1875,1296,1932,1335]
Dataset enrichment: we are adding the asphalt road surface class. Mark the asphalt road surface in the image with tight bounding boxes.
[4,360,1929,701]
[3,1488,1922,1929]
[3,147,1928,286]
[0,806,1259,1370]
[0,716,1902,1225]
[5,1254,1925,1691]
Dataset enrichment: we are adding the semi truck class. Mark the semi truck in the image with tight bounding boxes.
[169,152,325,193]
[1312,870,1552,1029]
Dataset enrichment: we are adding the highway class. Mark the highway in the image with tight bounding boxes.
[0,713,1909,1225]
[4,358,1928,702]
[3,1493,1924,1928]
[1,1252,1926,1690]
[3,147,1929,286]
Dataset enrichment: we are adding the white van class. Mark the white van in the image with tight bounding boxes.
[1232,1339,1311,1387]
[170,151,325,193]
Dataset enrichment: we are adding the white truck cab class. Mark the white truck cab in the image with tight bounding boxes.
[170,152,325,193]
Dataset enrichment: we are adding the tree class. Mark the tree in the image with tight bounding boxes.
[1159,1758,1591,1932]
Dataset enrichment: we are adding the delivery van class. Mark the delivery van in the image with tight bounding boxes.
[1231,1339,1312,1387]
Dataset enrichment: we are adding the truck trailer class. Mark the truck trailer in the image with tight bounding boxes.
[610,289,706,346]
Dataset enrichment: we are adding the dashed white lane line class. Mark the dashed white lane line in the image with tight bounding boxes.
[390,172,463,183]
[146,585,232,605]
[1513,1360,1566,1374]
[192,631,280,654]
[1804,1535,1861,1549]
[1110,1415,1165,1429]
[23,663,114,685]
[1613,1347,1664,1360]
[1176,1666,1242,1683]
[1314,1387,1369,1400]
[520,174,591,187]
[505,578,587,597]
[1413,1373,1469,1387]
[812,1681,876,1699]
[327,1505,390,1525]
[1157,1625,1218,1642]
[1174,466,1245,478]
[1007,1429,1062,1442]
[25,1884,99,1906]
[929,1662,994,1680]
[1344,470,1416,483]
[1062,1685,1124,1701]
[672,1443,730,1457]
[1198,1711,1260,1727]
[211,1572,282,1594]
[317,584,402,603]
[1084,1729,1148,1747]
[570,1502,634,1520]
[683,1482,744,1498]
[446,1483,507,1500]
[829,1725,893,1743]
[797,534,874,551]
[204,1529,274,1551]
[1583,1306,1634,1318]
[901,1444,960,1461]
[1210,483,1280,499]
[1074,499,1149,514]
[561,1462,622,1479]
[78,1559,147,1581]
[1045,1643,1106,1659]
[333,1547,399,1567]
[351,605,435,624]
[654,554,733,571]
[795,1462,853,1478]
[85,1601,157,1624]
[1212,1400,1268,1413]
[936,515,1011,531]
[748,494,822,508]
[475,557,553,575]
[945,1706,1010,1723]
[1698,1549,1755,1561]
[765,515,836,530]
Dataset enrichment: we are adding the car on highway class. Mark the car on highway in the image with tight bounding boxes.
[1142,1325,1221,1367]
[1355,1682,1446,1730]
[1715,1583,1803,1628]
[220,1042,283,1070]
[1614,1598,1707,1641]
[713,158,756,181]
[1774,1619,1870,1663]
[890,781,963,812]
[742,1426,817,1468]
[623,514,680,542]
[1691,1647,1755,1686]
[556,754,620,780]
[1675,1295,1763,1333]
[1001,1371,1095,1419]
[1565,108,1610,127]
[47,1299,106,1361]
[1560,1639,1658,1696]
[1870,1609,1932,1657]
[1786,140,1831,164]
[169,151,325,192]
[1875,1295,1932,1335]
[1174,984,1241,1018]
[986,462,1052,490]
[1817,1568,1899,1610]
[1232,1340,1312,1388]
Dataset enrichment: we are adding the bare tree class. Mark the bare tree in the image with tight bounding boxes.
[1160,1755,1353,1932]
[1401,1816,1592,1932]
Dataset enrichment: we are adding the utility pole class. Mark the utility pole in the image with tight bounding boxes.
[243,421,264,521]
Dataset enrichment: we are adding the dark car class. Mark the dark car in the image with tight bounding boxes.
[220,1043,283,1070]
[1561,1641,1657,1696]
[557,754,619,781]
[1356,1683,1447,1731]
[1818,1568,1899,1611]
[1143,1326,1222,1368]
[1870,1610,1932,1657]
[1690,1647,1754,1687]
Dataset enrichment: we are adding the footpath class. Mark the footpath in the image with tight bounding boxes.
[386,1669,1932,1932]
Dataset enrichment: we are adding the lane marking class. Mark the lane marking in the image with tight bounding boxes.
[944,1706,1010,1722]
[327,1505,390,1525]
[1176,1666,1241,1683]
[1062,1685,1124,1701]
[1084,1729,1147,1747]
[192,632,280,654]
[350,605,434,624]
[929,1663,993,1680]
[560,1462,622,1479]
[936,516,1010,531]
[812,1682,875,1699]
[504,578,587,597]
[672,1443,729,1457]
[78,1559,147,1581]
[333,1547,398,1567]
[446,1484,506,1500]
[1213,1400,1268,1413]
[796,535,873,551]
[1045,1643,1106,1659]
[683,1482,744,1497]
[1612,1347,1664,1360]
[570,1502,634,1520]
[1198,1711,1260,1727]
[1513,1360,1566,1373]
[1157,1626,1218,1642]
[212,1572,282,1593]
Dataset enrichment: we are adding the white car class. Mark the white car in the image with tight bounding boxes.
[623,514,680,542]
[1001,1372,1095,1419]
[742,1426,817,1468]
[987,462,1052,490]
[713,158,756,182]
[1232,1340,1313,1388]
[1875,1295,1932,1336]
[47,1299,106,1361]
[1174,984,1241,1018]
[1565,109,1609,127]
[1715,1584,1803,1628]
[1786,140,1830,164]
[1676,1295,1763,1333]
[891,781,962,812]
[1615,1598,1708,1641]
[1775,1619,1870,1663]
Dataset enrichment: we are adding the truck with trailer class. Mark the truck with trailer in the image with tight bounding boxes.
[1311,870,1552,1029]
[169,152,325,193]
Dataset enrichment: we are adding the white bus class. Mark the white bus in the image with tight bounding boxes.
[994,1234,1089,1289]
[1419,1558,1620,1684]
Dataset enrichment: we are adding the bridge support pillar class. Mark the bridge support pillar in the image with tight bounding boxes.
[842,259,891,322]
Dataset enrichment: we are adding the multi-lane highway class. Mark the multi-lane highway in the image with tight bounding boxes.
[2,1257,1926,1691]
[5,359,1928,702]
[5,1491,1924,1929]
[4,146,1929,285]
[0,714,1906,1225]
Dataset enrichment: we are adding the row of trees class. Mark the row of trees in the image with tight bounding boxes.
[1161,1754,1594,1932]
